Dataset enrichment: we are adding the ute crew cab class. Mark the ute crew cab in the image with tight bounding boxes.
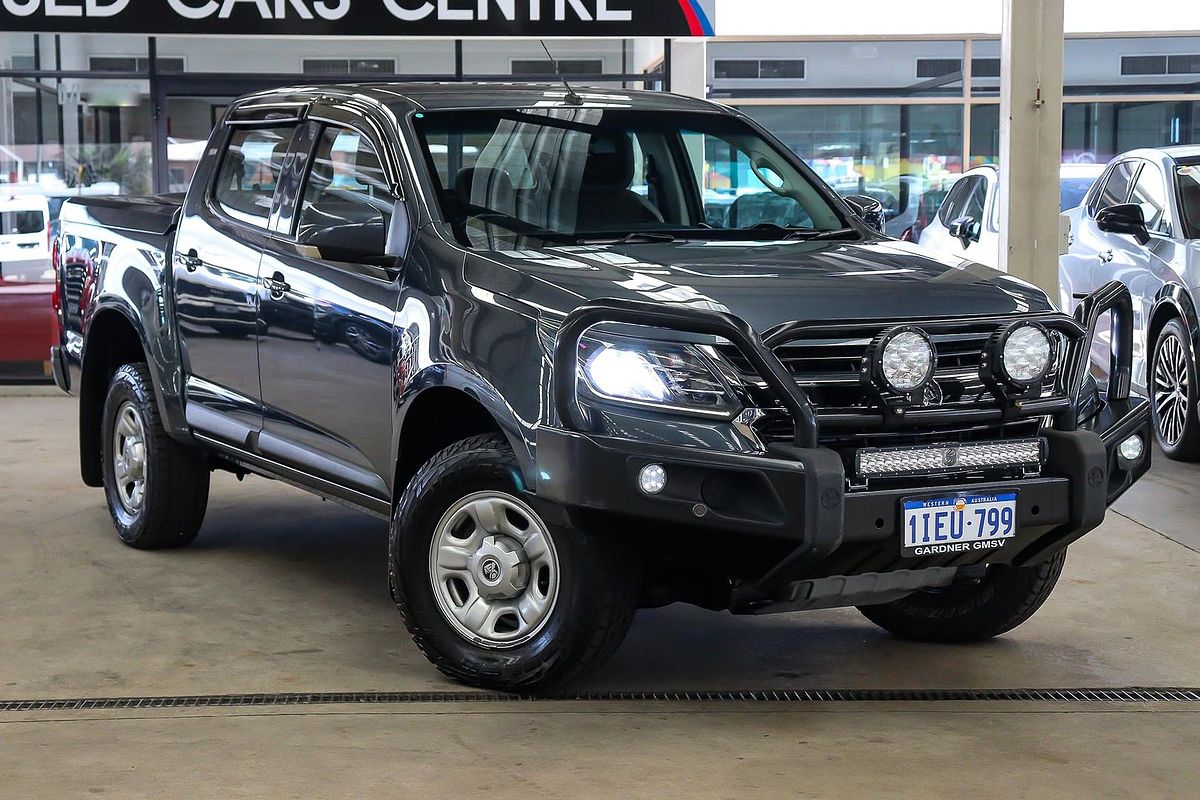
[52,84,1150,691]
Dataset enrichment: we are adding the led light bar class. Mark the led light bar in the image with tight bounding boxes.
[856,438,1045,479]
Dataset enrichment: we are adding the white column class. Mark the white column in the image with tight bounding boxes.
[997,0,1065,296]
[669,38,708,100]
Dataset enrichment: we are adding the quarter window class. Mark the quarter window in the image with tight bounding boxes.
[296,126,397,257]
[938,174,987,227]
[1091,160,1139,215]
[213,126,296,228]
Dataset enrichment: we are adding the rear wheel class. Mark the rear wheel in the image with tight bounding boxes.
[101,363,210,549]
[1150,319,1200,461]
[857,551,1066,643]
[390,434,639,691]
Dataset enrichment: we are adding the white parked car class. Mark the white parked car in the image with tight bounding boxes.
[918,163,1106,269]
[0,192,51,280]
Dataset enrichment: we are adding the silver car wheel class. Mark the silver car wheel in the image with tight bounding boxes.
[428,491,560,649]
[1153,331,1192,447]
[112,401,148,515]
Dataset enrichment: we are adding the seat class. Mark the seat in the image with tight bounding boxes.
[575,133,663,232]
[454,166,517,217]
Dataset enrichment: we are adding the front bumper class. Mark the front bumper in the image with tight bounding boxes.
[537,396,1150,612]
[539,281,1151,614]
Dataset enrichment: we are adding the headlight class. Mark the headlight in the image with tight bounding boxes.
[579,338,737,416]
[999,322,1053,386]
[870,327,935,395]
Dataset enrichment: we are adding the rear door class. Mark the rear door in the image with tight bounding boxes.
[254,116,404,502]
[0,196,50,277]
[173,119,300,443]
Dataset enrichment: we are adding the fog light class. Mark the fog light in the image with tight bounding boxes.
[1118,435,1144,464]
[638,463,667,495]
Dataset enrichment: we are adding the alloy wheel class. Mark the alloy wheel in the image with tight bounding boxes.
[1153,331,1192,447]
[428,491,560,649]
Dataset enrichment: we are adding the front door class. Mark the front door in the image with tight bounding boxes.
[255,120,403,501]
[173,122,298,442]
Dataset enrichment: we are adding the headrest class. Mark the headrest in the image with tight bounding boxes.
[454,166,516,214]
[582,132,635,190]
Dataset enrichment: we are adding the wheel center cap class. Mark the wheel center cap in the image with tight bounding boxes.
[470,536,530,599]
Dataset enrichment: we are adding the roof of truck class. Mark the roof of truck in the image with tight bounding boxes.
[236,82,730,115]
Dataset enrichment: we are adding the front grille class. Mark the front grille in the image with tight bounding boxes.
[715,317,1069,481]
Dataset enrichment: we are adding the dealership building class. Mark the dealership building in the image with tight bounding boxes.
[1,2,1198,209]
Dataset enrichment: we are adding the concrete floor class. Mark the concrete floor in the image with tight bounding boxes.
[2,392,1198,797]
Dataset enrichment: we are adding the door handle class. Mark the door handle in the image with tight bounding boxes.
[1098,249,1114,264]
[176,249,203,272]
[265,271,291,299]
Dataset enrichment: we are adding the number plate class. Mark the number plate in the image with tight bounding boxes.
[901,492,1018,557]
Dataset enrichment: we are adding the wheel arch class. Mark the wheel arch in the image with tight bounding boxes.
[1147,287,1200,384]
[78,305,157,487]
[393,377,534,504]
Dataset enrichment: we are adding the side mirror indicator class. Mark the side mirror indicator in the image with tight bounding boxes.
[1095,202,1151,246]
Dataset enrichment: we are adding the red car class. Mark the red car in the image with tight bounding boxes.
[0,249,58,383]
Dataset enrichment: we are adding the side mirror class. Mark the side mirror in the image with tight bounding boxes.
[1095,202,1151,246]
[948,215,981,249]
[843,194,886,232]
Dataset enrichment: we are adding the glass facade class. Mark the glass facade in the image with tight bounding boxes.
[1,33,663,200]
[713,34,1200,236]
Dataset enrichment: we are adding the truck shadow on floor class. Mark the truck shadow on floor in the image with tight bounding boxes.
[176,484,1073,693]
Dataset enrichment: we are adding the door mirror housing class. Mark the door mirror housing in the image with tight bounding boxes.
[948,215,981,249]
[843,194,887,232]
[1095,203,1151,246]
[301,200,410,268]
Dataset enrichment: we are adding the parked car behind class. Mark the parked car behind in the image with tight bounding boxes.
[918,163,1106,269]
[1060,146,1200,460]
[0,192,57,381]
[1,192,52,280]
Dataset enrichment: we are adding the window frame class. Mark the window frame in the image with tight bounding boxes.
[281,114,401,252]
[1087,159,1142,217]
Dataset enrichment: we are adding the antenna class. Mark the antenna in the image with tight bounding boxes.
[540,40,585,106]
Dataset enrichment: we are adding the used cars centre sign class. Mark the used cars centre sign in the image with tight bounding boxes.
[0,0,715,36]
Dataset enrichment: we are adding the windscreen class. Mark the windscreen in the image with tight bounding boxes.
[412,108,846,247]
[1176,158,1200,240]
[1,210,46,236]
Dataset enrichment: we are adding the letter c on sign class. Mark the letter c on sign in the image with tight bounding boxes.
[1,0,40,17]
[167,0,220,19]
[382,0,433,21]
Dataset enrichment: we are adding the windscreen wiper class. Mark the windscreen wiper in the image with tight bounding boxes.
[585,232,679,244]
[782,227,858,241]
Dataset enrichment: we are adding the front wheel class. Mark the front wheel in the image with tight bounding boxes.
[857,551,1066,643]
[390,434,639,692]
[1150,319,1200,461]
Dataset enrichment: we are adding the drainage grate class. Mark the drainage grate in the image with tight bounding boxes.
[2,687,1199,712]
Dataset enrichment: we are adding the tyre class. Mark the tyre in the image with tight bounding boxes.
[1150,319,1200,461]
[101,362,210,549]
[389,434,639,692]
[857,550,1066,643]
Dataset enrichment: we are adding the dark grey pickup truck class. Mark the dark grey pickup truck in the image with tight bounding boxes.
[51,83,1151,691]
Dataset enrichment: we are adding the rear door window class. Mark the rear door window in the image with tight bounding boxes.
[1,210,45,235]
[212,126,297,228]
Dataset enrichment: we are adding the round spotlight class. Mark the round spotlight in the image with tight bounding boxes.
[638,463,667,495]
[998,322,1053,386]
[1118,434,1144,464]
[873,327,935,395]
